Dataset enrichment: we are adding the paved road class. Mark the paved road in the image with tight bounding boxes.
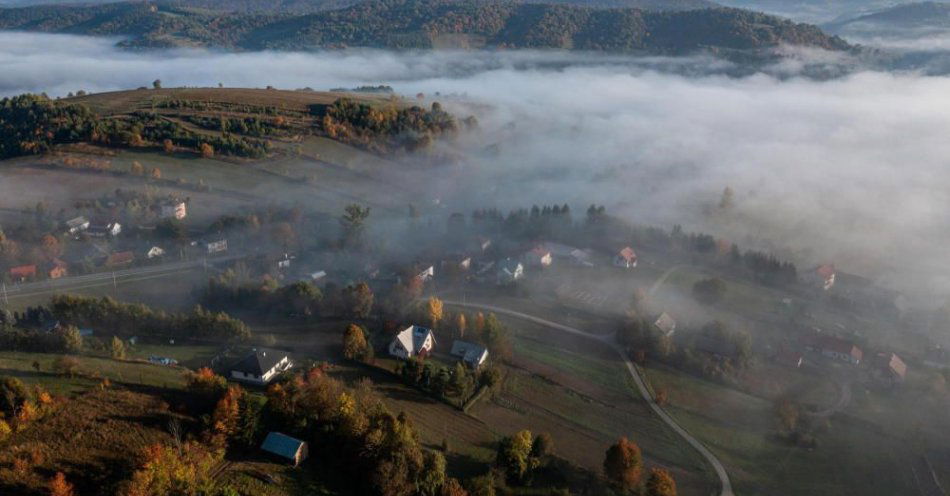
[444,300,735,496]
[0,254,245,302]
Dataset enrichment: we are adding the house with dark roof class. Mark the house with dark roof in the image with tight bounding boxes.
[496,258,524,285]
[806,334,863,365]
[229,348,293,385]
[261,432,308,466]
[450,340,489,369]
[87,219,122,238]
[64,216,90,235]
[523,246,552,268]
[614,247,638,269]
[388,325,435,360]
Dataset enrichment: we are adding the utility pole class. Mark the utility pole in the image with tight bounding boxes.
[1,283,7,306]
[112,271,117,297]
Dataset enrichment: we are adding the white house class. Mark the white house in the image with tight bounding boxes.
[496,258,524,285]
[159,199,188,220]
[524,247,553,268]
[804,264,836,290]
[450,340,489,369]
[65,216,90,235]
[614,247,638,269]
[653,312,676,337]
[146,246,166,259]
[230,349,293,385]
[207,239,228,255]
[88,219,122,238]
[389,325,435,359]
[417,265,436,283]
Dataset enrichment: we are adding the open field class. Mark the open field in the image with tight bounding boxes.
[0,388,192,496]
[0,351,187,395]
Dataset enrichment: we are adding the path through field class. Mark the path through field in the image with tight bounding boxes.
[444,299,735,496]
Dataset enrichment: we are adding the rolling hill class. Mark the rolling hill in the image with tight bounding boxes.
[0,0,851,53]
[824,2,950,36]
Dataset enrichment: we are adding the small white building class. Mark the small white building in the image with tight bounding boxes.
[653,312,676,337]
[417,265,435,283]
[159,199,188,220]
[450,340,489,369]
[229,349,293,385]
[614,247,638,269]
[524,247,553,268]
[389,325,435,359]
[88,220,122,238]
[65,216,90,235]
[496,258,524,285]
[207,239,228,255]
[147,246,166,259]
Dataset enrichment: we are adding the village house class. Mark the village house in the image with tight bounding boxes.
[441,254,472,272]
[450,340,489,369]
[474,236,492,253]
[103,251,134,268]
[261,432,309,466]
[806,334,863,365]
[9,264,36,282]
[524,246,553,268]
[146,246,166,259]
[872,352,907,385]
[804,263,836,290]
[64,216,90,235]
[87,219,122,238]
[277,253,294,270]
[496,258,524,285]
[229,348,293,385]
[653,312,676,337]
[158,198,187,220]
[388,325,435,359]
[614,247,638,269]
[206,239,228,255]
[44,259,68,279]
[416,265,435,283]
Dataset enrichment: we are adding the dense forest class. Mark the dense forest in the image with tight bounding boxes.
[0,0,851,53]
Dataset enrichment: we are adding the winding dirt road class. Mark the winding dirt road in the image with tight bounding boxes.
[444,299,735,496]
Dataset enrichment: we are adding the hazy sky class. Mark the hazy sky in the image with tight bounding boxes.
[3,32,950,301]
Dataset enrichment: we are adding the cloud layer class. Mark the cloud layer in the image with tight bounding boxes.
[3,32,950,301]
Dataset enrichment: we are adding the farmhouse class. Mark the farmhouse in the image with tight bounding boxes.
[261,432,309,466]
[524,246,553,268]
[450,340,489,369]
[158,198,188,220]
[653,312,676,337]
[206,239,228,255]
[64,216,90,235]
[804,264,836,290]
[9,264,36,282]
[807,335,863,365]
[45,259,68,279]
[389,325,435,359]
[146,246,166,259]
[872,352,907,384]
[230,348,293,385]
[614,247,638,269]
[496,258,524,285]
[88,219,122,238]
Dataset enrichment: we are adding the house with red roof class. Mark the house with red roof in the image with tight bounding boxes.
[872,352,907,384]
[523,246,552,268]
[9,264,36,282]
[804,264,836,290]
[806,334,862,365]
[45,259,68,279]
[614,247,638,269]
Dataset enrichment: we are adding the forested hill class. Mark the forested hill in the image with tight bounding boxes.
[0,0,851,53]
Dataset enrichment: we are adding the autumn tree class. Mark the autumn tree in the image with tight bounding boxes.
[48,471,75,496]
[152,79,162,89]
[456,313,467,339]
[200,143,214,158]
[775,398,799,433]
[110,336,126,359]
[343,282,374,319]
[40,233,62,258]
[646,468,677,496]
[162,139,174,154]
[150,167,162,180]
[604,437,643,492]
[440,478,468,496]
[343,323,372,362]
[496,429,536,483]
[130,160,145,176]
[427,297,444,330]
[211,385,244,447]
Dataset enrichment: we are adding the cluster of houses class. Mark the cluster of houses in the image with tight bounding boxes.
[779,331,909,386]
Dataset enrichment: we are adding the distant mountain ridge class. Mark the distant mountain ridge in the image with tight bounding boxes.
[0,0,851,53]
[0,0,718,11]
[825,1,950,31]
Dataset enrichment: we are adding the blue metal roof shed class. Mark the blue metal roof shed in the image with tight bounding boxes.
[261,432,309,466]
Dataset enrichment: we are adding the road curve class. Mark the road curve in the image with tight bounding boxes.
[444,300,735,496]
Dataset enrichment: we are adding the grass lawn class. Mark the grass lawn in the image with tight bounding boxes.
[0,351,187,396]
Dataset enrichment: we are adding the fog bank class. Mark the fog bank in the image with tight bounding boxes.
[3,32,950,302]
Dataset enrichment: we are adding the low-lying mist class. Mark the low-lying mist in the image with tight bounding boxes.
[4,31,950,304]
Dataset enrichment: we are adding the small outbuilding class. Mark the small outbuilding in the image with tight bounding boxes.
[450,340,489,369]
[261,432,309,466]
